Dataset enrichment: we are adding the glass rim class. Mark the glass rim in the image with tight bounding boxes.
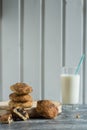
[60,66,79,74]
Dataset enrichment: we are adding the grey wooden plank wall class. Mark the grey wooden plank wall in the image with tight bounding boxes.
[0,0,87,104]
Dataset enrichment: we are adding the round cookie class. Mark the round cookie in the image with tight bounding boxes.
[9,93,33,102]
[10,82,33,95]
[36,100,58,119]
[9,101,33,108]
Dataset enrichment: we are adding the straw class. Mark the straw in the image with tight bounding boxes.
[75,54,85,74]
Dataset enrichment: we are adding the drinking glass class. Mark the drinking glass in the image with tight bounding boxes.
[60,67,80,111]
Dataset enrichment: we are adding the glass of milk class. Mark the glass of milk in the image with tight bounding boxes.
[60,67,80,110]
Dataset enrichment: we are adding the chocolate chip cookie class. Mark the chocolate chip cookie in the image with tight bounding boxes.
[0,113,13,124]
[9,93,33,102]
[9,100,33,108]
[10,82,33,95]
[36,100,58,119]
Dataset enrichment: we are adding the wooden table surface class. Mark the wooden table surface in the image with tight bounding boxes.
[0,105,87,130]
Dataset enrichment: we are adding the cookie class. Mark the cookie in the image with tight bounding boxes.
[36,100,58,119]
[9,101,33,108]
[11,107,29,121]
[0,113,13,124]
[9,93,33,102]
[10,82,33,95]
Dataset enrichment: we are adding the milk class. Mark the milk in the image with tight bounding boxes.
[60,74,80,104]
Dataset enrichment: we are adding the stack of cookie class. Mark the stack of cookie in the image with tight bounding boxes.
[9,82,33,108]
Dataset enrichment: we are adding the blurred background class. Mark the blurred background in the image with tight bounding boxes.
[0,0,87,104]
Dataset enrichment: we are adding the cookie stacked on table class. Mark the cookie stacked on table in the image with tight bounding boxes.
[9,82,33,108]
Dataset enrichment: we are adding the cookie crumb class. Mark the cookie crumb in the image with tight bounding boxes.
[75,114,80,119]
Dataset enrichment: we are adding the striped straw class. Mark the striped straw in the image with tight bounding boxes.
[75,54,85,74]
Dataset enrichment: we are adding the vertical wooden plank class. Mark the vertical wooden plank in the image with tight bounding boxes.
[2,0,20,100]
[44,0,62,100]
[0,0,2,101]
[23,0,41,100]
[65,0,83,103]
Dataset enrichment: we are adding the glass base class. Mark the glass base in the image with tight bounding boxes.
[62,104,79,111]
